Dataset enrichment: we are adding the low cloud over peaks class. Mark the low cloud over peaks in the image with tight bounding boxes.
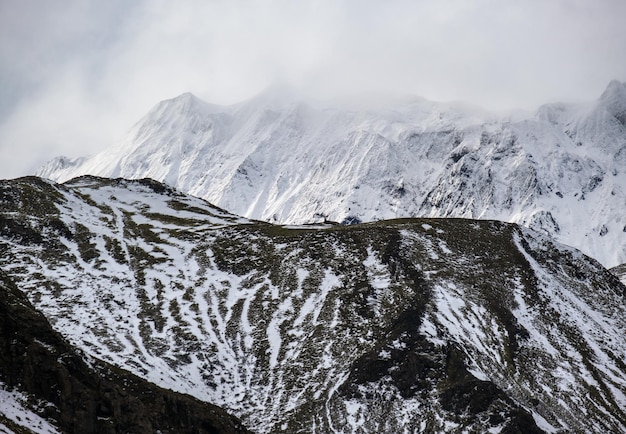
[1,0,625,178]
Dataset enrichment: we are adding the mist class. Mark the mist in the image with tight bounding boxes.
[1,0,625,179]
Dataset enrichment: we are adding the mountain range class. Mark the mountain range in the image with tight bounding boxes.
[3,80,625,432]
[37,81,626,269]
[1,176,626,433]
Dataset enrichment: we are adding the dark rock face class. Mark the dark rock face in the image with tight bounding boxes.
[0,271,252,434]
[339,310,543,433]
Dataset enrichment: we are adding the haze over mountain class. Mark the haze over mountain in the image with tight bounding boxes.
[2,176,626,433]
[38,81,626,269]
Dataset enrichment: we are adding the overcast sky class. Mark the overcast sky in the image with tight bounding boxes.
[1,0,625,179]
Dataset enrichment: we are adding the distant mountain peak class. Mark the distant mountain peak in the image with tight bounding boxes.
[599,80,626,124]
[601,79,626,99]
[36,155,86,181]
[156,91,210,112]
[172,90,198,100]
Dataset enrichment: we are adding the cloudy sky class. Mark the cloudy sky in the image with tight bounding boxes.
[1,0,625,179]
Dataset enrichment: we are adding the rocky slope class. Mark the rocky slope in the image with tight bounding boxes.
[0,268,250,433]
[2,176,626,433]
[37,81,626,268]
[611,263,626,286]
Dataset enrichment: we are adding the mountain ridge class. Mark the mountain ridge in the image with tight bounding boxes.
[37,81,626,268]
[2,175,626,433]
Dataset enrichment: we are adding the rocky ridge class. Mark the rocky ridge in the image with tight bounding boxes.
[1,176,626,433]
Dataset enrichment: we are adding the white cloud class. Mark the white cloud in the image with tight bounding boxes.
[1,0,625,178]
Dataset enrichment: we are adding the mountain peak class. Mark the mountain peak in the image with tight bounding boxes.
[149,91,229,119]
[599,80,626,124]
[159,91,205,110]
[37,155,86,181]
[135,92,221,133]
[601,79,626,98]
[174,91,196,99]
[599,79,626,106]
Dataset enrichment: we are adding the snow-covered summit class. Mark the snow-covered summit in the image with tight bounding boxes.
[600,79,626,115]
[37,82,626,267]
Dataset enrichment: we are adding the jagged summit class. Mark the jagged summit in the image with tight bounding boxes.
[164,91,200,105]
[153,91,223,114]
[36,155,87,181]
[599,80,626,125]
[37,81,626,267]
[600,79,626,101]
[142,91,225,129]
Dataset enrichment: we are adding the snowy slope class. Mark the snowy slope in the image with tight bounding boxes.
[0,385,60,434]
[37,82,626,267]
[2,176,626,433]
[0,266,251,434]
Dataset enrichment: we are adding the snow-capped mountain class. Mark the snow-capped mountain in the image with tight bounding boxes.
[2,176,626,433]
[37,81,626,268]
